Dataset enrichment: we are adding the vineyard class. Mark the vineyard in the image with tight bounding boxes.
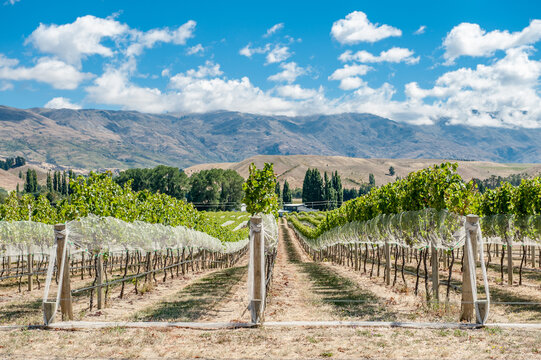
[1,163,541,358]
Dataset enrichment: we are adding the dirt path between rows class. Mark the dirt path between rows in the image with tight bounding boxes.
[264,219,336,321]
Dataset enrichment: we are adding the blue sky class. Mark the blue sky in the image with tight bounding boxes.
[0,0,540,127]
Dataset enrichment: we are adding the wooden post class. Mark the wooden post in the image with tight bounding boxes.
[431,245,439,303]
[97,254,104,310]
[55,224,73,320]
[385,240,391,285]
[461,215,478,322]
[250,216,264,324]
[507,238,513,285]
[354,243,359,271]
[531,246,536,268]
[27,254,33,291]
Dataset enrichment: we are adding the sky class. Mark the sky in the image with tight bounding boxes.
[0,0,539,128]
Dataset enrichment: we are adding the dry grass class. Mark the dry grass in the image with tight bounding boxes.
[1,326,541,359]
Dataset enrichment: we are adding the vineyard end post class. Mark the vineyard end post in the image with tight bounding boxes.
[55,223,73,320]
[460,215,478,322]
[250,216,264,324]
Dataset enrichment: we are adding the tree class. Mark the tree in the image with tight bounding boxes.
[282,180,292,203]
[24,169,38,193]
[61,171,67,195]
[343,188,358,201]
[369,173,375,187]
[389,166,395,176]
[242,163,278,216]
[332,171,343,207]
[302,169,324,209]
[46,172,53,192]
[275,181,282,206]
[53,171,58,192]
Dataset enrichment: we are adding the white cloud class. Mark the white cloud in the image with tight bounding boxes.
[339,47,419,64]
[414,25,426,35]
[443,20,541,63]
[169,61,223,87]
[268,62,307,83]
[187,43,204,55]
[25,15,129,67]
[328,64,372,90]
[264,23,284,38]
[126,20,196,57]
[331,11,401,44]
[275,84,321,100]
[44,97,82,109]
[239,43,270,57]
[266,45,291,64]
[86,67,168,113]
[0,81,13,91]
[4,0,20,5]
[406,47,541,127]
[0,55,93,89]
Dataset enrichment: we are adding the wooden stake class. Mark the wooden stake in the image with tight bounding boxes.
[55,224,73,320]
[27,254,33,291]
[431,245,439,303]
[385,240,391,285]
[250,216,264,324]
[97,254,103,310]
[507,239,513,285]
[460,215,478,322]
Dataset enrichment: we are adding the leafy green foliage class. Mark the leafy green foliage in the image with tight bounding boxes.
[242,163,278,216]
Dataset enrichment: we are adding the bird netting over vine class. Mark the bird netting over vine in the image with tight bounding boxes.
[481,214,541,246]
[0,214,258,257]
[291,210,541,251]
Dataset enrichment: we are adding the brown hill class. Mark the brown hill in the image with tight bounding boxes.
[185,155,541,189]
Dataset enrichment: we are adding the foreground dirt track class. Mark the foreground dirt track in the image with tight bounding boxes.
[1,326,541,359]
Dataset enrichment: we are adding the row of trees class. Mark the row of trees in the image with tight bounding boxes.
[0,156,25,170]
[301,169,344,210]
[114,166,244,211]
[275,180,293,204]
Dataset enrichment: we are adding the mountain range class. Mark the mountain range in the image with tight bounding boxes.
[1,105,541,171]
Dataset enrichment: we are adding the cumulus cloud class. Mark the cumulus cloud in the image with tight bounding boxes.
[406,47,541,127]
[25,15,129,67]
[331,11,401,44]
[0,54,93,89]
[187,43,204,55]
[266,45,291,64]
[44,97,82,109]
[414,25,426,35]
[339,47,419,64]
[267,62,307,83]
[275,84,321,100]
[239,43,270,57]
[328,64,372,90]
[443,20,541,63]
[0,81,13,91]
[264,23,284,38]
[126,20,196,57]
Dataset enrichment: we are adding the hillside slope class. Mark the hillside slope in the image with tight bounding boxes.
[1,106,541,170]
[185,155,541,189]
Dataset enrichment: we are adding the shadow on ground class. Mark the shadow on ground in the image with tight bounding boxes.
[0,298,42,325]
[281,221,396,321]
[132,265,246,322]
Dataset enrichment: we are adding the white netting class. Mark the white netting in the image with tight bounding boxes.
[481,214,541,246]
[0,221,54,257]
[0,215,249,258]
[291,209,468,251]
